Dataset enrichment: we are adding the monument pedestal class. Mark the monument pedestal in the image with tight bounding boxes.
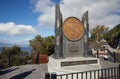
[48,56,101,74]
[49,4,102,75]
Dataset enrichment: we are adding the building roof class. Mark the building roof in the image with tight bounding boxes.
[89,40,108,51]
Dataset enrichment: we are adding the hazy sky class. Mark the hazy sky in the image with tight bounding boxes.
[0,0,120,47]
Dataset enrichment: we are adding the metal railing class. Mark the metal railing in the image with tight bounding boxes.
[45,64,120,79]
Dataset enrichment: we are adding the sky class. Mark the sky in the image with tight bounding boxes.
[0,0,120,47]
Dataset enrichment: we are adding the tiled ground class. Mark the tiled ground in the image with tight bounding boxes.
[0,64,48,79]
[0,59,119,79]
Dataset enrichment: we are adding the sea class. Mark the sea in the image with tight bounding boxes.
[0,47,31,53]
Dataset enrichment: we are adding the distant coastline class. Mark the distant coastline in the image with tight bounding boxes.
[0,46,31,53]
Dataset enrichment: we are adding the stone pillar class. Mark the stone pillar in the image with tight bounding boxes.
[53,4,63,59]
[82,11,89,56]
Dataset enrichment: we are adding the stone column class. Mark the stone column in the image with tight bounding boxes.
[53,4,63,59]
[82,11,89,56]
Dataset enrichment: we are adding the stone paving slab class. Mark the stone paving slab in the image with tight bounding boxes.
[0,59,119,79]
[0,64,48,79]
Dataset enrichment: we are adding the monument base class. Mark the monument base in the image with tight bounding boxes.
[48,56,101,74]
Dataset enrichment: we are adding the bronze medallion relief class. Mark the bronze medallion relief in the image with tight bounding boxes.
[63,17,84,41]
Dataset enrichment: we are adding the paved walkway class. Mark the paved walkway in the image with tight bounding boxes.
[100,59,119,68]
[0,64,48,79]
[0,59,119,79]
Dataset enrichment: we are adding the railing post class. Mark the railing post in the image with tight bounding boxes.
[97,50,99,58]
[118,64,120,79]
[113,51,116,63]
[51,73,57,79]
[45,73,50,79]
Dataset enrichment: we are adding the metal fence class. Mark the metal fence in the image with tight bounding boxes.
[45,65,120,79]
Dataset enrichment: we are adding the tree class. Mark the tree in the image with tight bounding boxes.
[103,24,120,48]
[0,47,9,68]
[29,35,54,55]
[42,36,54,55]
[29,35,44,53]
[1,47,8,60]
[10,45,22,66]
[0,45,27,68]
[90,25,109,41]
[12,45,21,55]
[21,50,28,56]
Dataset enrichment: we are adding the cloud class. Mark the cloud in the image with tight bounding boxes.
[32,0,55,28]
[0,22,38,36]
[32,0,120,31]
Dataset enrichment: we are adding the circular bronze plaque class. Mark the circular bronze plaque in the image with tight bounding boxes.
[63,17,84,41]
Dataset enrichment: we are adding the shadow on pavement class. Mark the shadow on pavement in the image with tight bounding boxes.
[0,67,19,75]
[10,69,36,79]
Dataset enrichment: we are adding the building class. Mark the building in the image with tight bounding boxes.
[89,39,109,59]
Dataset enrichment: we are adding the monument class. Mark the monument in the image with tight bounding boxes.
[53,5,89,58]
[48,4,100,74]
